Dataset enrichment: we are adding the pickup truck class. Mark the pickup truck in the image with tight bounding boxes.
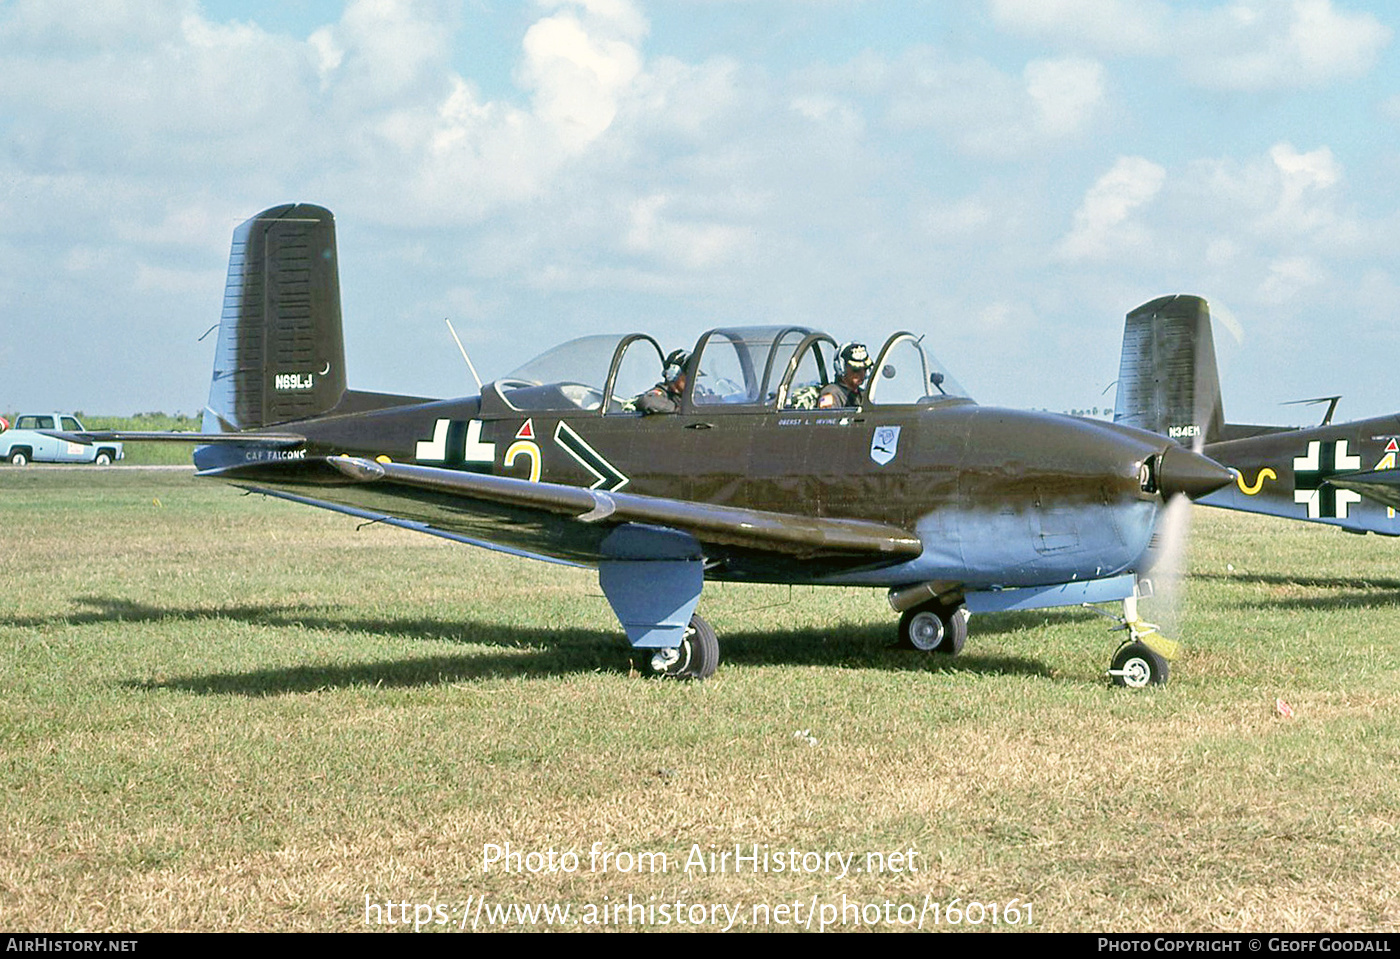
[1,414,123,466]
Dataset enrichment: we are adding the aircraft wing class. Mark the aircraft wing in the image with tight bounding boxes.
[202,455,923,578]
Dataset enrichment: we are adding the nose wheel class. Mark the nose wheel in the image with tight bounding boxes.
[1078,593,1181,687]
[1108,641,1170,687]
[1094,595,1176,687]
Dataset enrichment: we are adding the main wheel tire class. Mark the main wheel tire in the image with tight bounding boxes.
[10,450,28,466]
[1109,642,1169,688]
[898,602,968,654]
[94,451,113,466]
[901,608,944,651]
[941,606,969,655]
[649,613,719,680]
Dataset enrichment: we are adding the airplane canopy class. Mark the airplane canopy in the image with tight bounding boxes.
[490,325,972,416]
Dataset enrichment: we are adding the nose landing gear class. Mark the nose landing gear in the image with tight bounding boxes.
[1102,594,1177,687]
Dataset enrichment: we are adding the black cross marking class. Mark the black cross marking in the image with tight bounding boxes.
[1294,440,1359,518]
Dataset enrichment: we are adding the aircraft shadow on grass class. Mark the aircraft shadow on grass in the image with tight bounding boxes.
[1196,571,1400,592]
[138,644,1052,698]
[9,596,1055,695]
[1192,571,1400,614]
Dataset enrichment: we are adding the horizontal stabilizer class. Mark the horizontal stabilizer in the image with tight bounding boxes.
[1326,470,1400,512]
[39,429,305,447]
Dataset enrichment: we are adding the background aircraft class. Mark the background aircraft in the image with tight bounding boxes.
[1114,294,1400,536]
[60,205,1235,685]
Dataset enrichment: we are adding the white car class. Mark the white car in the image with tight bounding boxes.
[1,414,123,466]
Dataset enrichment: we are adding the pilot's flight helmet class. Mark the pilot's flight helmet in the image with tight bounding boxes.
[834,342,873,378]
[663,349,691,383]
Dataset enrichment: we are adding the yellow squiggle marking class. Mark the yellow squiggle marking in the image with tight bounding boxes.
[1237,467,1277,495]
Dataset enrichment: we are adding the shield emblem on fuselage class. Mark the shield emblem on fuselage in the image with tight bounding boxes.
[870,426,900,466]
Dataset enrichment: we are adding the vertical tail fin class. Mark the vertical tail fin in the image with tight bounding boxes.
[204,204,347,432]
[1113,294,1223,447]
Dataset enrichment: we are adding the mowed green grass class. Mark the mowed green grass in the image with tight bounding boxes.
[1,467,1397,932]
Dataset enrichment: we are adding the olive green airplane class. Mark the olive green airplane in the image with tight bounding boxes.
[59,204,1236,685]
[1114,293,1400,537]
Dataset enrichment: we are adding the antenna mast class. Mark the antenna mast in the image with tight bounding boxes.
[444,318,484,392]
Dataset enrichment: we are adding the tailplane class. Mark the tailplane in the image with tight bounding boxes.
[204,204,347,431]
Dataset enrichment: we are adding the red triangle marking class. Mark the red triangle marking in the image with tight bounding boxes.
[516,419,535,440]
[1386,438,1398,453]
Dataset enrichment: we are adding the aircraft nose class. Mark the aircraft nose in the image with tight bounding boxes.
[1153,445,1235,500]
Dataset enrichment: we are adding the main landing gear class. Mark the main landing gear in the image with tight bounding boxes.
[649,613,719,680]
[896,599,969,655]
[597,538,711,680]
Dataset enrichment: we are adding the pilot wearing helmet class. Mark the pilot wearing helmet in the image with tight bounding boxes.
[818,342,873,409]
[637,349,691,414]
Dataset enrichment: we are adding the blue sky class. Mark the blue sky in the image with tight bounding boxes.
[2,0,1398,424]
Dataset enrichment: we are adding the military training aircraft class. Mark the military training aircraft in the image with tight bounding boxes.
[1114,294,1400,537]
[56,204,1237,686]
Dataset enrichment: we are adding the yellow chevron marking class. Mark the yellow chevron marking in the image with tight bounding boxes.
[1379,453,1396,517]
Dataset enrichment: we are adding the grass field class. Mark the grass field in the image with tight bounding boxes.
[1,467,1397,932]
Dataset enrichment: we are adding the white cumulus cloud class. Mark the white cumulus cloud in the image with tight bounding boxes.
[1180,0,1391,90]
[989,0,1170,54]
[1058,156,1167,260]
[993,0,1390,91]
[879,48,1106,157]
[1025,57,1105,136]
[519,2,645,150]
